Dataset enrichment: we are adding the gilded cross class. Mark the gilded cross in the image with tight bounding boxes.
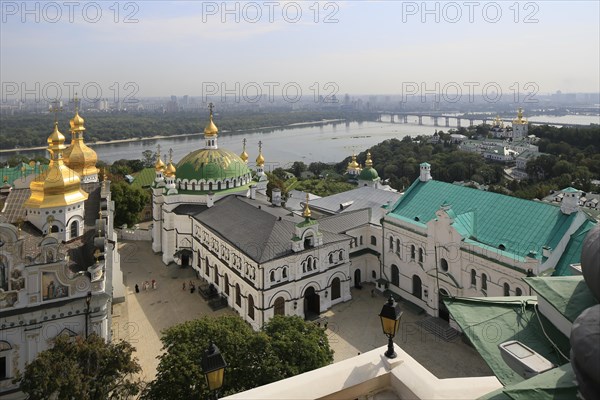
[242,138,247,149]
[49,100,63,123]
[208,102,214,115]
[258,140,262,152]
[169,148,173,163]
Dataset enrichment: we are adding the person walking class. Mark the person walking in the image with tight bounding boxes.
[151,279,156,290]
[135,284,140,293]
[182,282,186,291]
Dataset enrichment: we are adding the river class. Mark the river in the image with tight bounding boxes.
[2,113,598,167]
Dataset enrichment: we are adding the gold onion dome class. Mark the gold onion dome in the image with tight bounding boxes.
[204,113,219,137]
[64,108,98,179]
[256,152,265,167]
[24,123,88,208]
[365,151,373,168]
[155,155,166,171]
[348,154,360,169]
[240,139,249,163]
[302,193,311,219]
[513,107,527,124]
[165,161,177,177]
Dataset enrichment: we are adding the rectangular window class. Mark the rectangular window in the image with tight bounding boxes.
[0,356,7,379]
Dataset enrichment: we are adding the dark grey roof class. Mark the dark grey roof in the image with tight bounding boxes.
[319,208,371,233]
[308,186,401,225]
[172,204,208,215]
[193,196,348,263]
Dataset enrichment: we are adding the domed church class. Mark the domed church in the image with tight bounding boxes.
[152,104,269,265]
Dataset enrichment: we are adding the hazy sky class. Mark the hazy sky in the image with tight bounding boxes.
[1,1,599,101]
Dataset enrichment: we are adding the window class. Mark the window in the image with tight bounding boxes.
[359,236,363,246]
[503,283,510,296]
[274,297,285,315]
[270,271,276,282]
[215,265,219,285]
[515,287,523,296]
[235,284,241,307]
[372,271,376,279]
[70,221,78,239]
[482,274,488,291]
[419,248,424,263]
[396,239,401,254]
[282,267,287,279]
[370,236,377,246]
[338,251,343,262]
[0,356,6,380]
[471,269,476,286]
[440,258,448,272]
[329,254,334,264]
[224,274,230,295]
[391,265,399,287]
[389,236,394,251]
[410,245,416,260]
[248,294,255,320]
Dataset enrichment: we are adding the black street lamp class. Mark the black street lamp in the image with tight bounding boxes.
[379,295,402,358]
[201,342,227,400]
[85,291,92,338]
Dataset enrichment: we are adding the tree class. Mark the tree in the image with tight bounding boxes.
[142,150,156,168]
[17,334,142,400]
[143,315,333,400]
[111,180,150,227]
[263,315,333,376]
[289,161,307,177]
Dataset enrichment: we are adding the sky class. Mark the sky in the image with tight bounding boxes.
[1,0,599,101]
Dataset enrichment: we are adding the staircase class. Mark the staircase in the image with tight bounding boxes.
[417,317,459,342]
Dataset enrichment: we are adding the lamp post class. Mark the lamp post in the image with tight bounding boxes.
[379,295,402,358]
[85,291,92,338]
[201,342,227,400]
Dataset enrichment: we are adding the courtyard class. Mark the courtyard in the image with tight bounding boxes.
[112,240,492,383]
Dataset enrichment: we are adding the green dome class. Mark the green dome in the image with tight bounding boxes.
[176,148,251,182]
[359,166,379,181]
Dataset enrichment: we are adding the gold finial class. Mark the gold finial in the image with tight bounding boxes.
[365,151,373,168]
[49,100,63,124]
[302,192,311,219]
[240,138,249,163]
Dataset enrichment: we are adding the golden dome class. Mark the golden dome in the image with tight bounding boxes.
[165,161,177,177]
[24,123,88,208]
[256,152,265,167]
[348,153,360,169]
[64,108,98,179]
[204,113,219,137]
[302,192,311,219]
[513,107,527,125]
[365,151,373,168]
[69,110,85,132]
[240,139,249,163]
[155,155,166,171]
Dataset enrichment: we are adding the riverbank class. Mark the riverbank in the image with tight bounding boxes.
[0,119,347,154]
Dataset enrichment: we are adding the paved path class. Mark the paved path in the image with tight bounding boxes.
[113,241,491,383]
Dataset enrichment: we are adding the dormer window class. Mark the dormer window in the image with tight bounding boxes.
[499,244,506,251]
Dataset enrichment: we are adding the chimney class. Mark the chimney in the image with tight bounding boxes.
[419,162,432,182]
[272,188,282,207]
[249,185,256,200]
[207,191,214,208]
[560,187,581,215]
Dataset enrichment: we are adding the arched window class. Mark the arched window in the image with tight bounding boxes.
[419,248,424,263]
[70,221,78,239]
[214,265,219,285]
[482,274,488,291]
[338,251,343,262]
[51,225,59,233]
[270,271,276,282]
[440,258,448,272]
[312,258,317,270]
[389,236,393,251]
[410,245,416,260]
[396,239,401,256]
[372,270,376,279]
[360,236,363,245]
[471,269,476,286]
[331,277,341,300]
[205,257,209,277]
[329,254,334,264]
[235,283,241,307]
[248,294,255,320]
[391,264,400,287]
[282,267,287,279]
[274,296,285,315]
[224,274,230,295]
[412,275,422,299]
[515,287,523,296]
[503,283,510,296]
[370,236,377,246]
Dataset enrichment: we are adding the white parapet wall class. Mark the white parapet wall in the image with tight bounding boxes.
[223,345,502,400]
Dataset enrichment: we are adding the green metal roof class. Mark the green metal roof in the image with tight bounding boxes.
[553,219,597,276]
[444,296,570,386]
[561,187,580,193]
[176,148,251,182]
[524,277,598,323]
[388,179,578,260]
[131,167,156,189]
[1,162,48,185]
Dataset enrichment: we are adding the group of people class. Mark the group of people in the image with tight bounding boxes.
[135,279,157,293]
